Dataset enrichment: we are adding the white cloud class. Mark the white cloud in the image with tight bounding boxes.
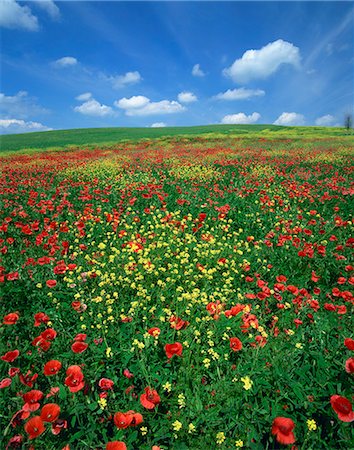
[111,71,142,88]
[0,91,48,118]
[192,64,205,77]
[33,1,60,20]
[115,96,150,110]
[76,92,92,101]
[221,112,261,125]
[177,91,197,103]
[116,96,185,116]
[274,112,305,126]
[0,119,52,134]
[74,98,114,117]
[0,0,39,31]
[53,56,78,68]
[223,39,301,83]
[315,114,336,126]
[151,122,166,128]
[214,87,265,101]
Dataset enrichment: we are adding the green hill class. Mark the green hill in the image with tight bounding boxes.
[0,124,350,153]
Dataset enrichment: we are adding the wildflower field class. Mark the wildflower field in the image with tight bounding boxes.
[0,131,353,450]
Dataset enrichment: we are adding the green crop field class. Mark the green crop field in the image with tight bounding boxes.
[1,124,352,154]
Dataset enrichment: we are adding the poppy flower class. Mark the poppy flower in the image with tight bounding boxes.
[8,367,20,377]
[148,327,161,337]
[345,357,354,374]
[41,329,57,341]
[165,342,183,359]
[271,417,296,445]
[140,387,161,409]
[113,411,142,429]
[46,279,57,288]
[344,338,354,350]
[6,434,23,448]
[51,418,67,435]
[65,365,85,393]
[113,412,133,429]
[99,378,114,390]
[230,337,243,352]
[24,416,45,440]
[23,390,44,412]
[44,360,62,376]
[73,333,87,342]
[106,442,127,450]
[71,341,88,353]
[19,370,38,387]
[32,336,51,352]
[40,403,60,422]
[3,313,19,325]
[123,368,134,379]
[1,350,20,363]
[0,378,11,389]
[34,312,49,327]
[330,395,354,422]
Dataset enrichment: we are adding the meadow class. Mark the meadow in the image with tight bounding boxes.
[0,128,353,450]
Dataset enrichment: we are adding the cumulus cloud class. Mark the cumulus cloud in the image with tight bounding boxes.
[214,88,265,101]
[75,92,92,102]
[74,98,114,117]
[177,91,197,103]
[53,56,78,67]
[115,96,150,110]
[192,64,205,77]
[315,114,336,126]
[223,39,301,83]
[33,1,60,20]
[0,91,48,118]
[0,119,52,134]
[151,122,166,128]
[115,96,185,116]
[221,112,261,125]
[0,0,39,31]
[111,71,142,89]
[274,112,305,126]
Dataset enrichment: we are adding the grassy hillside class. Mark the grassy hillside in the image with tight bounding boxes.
[0,124,351,153]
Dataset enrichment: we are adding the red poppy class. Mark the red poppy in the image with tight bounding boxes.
[330,395,354,422]
[71,341,88,354]
[271,417,296,445]
[113,412,133,429]
[344,338,354,350]
[9,367,20,377]
[165,342,183,359]
[113,411,143,429]
[43,360,62,376]
[345,357,354,374]
[99,378,114,390]
[123,368,134,379]
[40,403,60,422]
[32,336,51,352]
[41,329,57,341]
[140,387,161,409]
[34,312,49,327]
[73,333,87,341]
[19,370,38,387]
[65,365,85,392]
[0,378,11,389]
[3,313,19,325]
[24,416,45,440]
[230,337,243,352]
[6,434,23,449]
[51,418,67,435]
[106,442,127,450]
[23,390,44,412]
[46,279,57,288]
[148,327,161,337]
[1,350,20,363]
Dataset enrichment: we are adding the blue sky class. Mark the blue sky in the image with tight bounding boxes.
[0,1,353,133]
